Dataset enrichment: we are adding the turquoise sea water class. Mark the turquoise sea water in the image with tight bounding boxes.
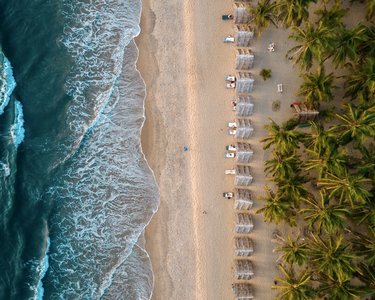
[0,1,159,299]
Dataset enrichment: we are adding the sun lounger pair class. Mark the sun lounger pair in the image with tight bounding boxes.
[224,152,235,158]
[268,42,275,52]
[277,83,283,93]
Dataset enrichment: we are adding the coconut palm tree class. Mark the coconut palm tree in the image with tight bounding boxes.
[303,147,348,178]
[317,172,372,207]
[316,274,365,300]
[351,229,375,266]
[276,173,310,208]
[277,0,317,27]
[298,65,335,107]
[366,0,375,20]
[288,22,334,70]
[307,234,357,283]
[300,192,350,234]
[330,104,375,147]
[356,263,375,295]
[265,151,302,178]
[351,194,375,230]
[356,24,375,62]
[261,119,304,155]
[248,0,278,36]
[314,3,348,28]
[328,26,367,67]
[256,186,296,226]
[344,57,375,100]
[273,265,315,300]
[302,121,337,156]
[275,234,309,266]
[356,143,375,180]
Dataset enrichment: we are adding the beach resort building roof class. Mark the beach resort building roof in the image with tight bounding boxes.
[235,213,254,233]
[236,49,254,70]
[236,72,254,94]
[235,237,254,256]
[290,102,319,122]
[233,3,251,24]
[235,118,254,139]
[232,283,254,300]
[234,188,253,210]
[235,26,254,47]
[235,95,254,116]
[234,259,254,280]
[235,165,253,186]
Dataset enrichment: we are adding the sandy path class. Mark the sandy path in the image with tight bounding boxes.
[137,0,303,299]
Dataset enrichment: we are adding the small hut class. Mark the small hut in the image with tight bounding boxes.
[290,102,319,122]
[236,49,254,70]
[235,213,254,233]
[235,259,254,280]
[235,25,254,47]
[233,3,251,24]
[236,72,254,94]
[235,142,253,163]
[232,283,254,300]
[235,165,253,186]
[235,119,254,139]
[234,188,253,210]
[235,237,254,256]
[235,95,254,116]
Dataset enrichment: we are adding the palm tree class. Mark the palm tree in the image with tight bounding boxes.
[288,22,334,70]
[351,229,375,266]
[356,143,375,180]
[356,24,375,62]
[256,186,296,226]
[277,0,317,27]
[303,147,348,178]
[355,263,375,295]
[328,26,367,67]
[273,265,315,300]
[307,234,357,283]
[275,234,309,266]
[317,172,372,207]
[344,57,375,100]
[276,173,310,208]
[300,192,350,234]
[314,3,348,28]
[248,0,278,36]
[366,0,375,20]
[265,151,302,178]
[351,194,375,230]
[302,121,337,156]
[261,119,304,155]
[298,65,335,107]
[330,104,375,147]
[316,274,365,300]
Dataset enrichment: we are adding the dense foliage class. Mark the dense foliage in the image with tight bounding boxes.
[248,0,375,299]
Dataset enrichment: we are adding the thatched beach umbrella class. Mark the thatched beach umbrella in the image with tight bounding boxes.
[235,95,254,116]
[233,3,251,24]
[235,119,254,139]
[236,48,255,70]
[235,165,253,186]
[234,259,254,280]
[232,283,254,300]
[235,142,253,163]
[235,236,254,256]
[235,213,254,233]
[234,188,253,210]
[235,26,254,47]
[236,72,254,94]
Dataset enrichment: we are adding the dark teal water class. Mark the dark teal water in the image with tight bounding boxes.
[0,1,158,299]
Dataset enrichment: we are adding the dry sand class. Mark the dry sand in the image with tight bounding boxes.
[137,0,304,299]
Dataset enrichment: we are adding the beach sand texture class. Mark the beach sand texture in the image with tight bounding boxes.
[137,0,303,299]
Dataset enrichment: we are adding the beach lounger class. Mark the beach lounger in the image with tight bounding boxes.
[225,75,236,82]
[226,82,236,88]
[225,169,236,175]
[268,42,275,52]
[228,129,237,135]
[228,122,237,128]
[223,192,234,199]
[277,83,283,93]
[224,152,235,158]
[226,145,237,151]
[224,36,235,43]
[222,14,233,20]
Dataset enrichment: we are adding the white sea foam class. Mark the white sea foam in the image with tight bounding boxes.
[0,55,16,115]
[10,100,25,148]
[43,0,160,298]
[35,237,50,300]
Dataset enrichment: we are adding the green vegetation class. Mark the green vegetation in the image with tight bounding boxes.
[249,0,375,298]
[260,68,272,80]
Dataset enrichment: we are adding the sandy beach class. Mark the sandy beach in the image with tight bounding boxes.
[137,0,303,299]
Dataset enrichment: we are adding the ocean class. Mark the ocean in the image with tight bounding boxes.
[0,0,159,299]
